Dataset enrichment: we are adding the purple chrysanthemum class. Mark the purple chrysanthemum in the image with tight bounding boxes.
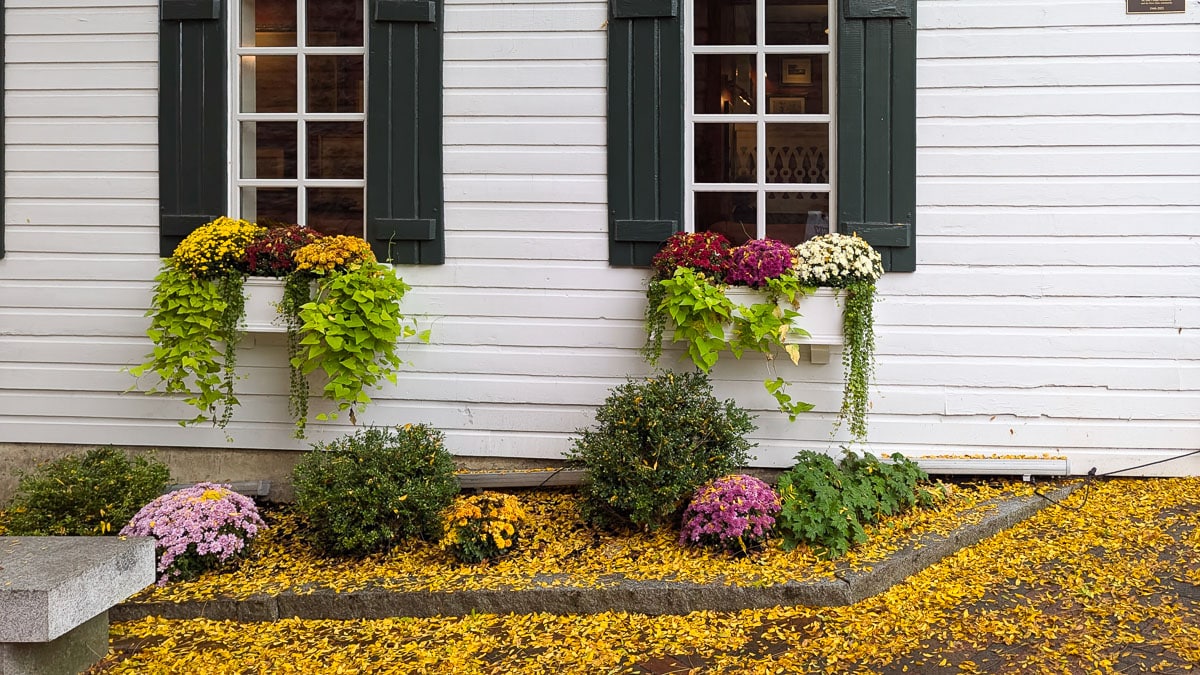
[679,474,781,554]
[725,239,796,288]
[121,482,266,585]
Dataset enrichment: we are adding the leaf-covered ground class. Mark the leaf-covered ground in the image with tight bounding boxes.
[100,477,1200,673]
[127,480,1021,602]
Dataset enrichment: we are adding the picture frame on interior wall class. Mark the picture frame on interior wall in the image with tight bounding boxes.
[781,58,812,85]
[769,97,807,114]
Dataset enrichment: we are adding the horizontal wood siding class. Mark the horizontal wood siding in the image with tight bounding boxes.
[903,0,1200,475]
[1,0,1198,477]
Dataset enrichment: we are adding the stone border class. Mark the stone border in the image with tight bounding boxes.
[112,483,1078,622]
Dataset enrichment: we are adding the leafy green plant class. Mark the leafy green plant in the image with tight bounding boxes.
[131,219,427,436]
[775,449,936,559]
[840,283,877,440]
[293,264,426,425]
[281,273,313,435]
[130,217,263,429]
[292,424,458,556]
[4,446,170,536]
[647,266,815,420]
[567,371,755,531]
[841,450,924,522]
[131,267,246,428]
[775,451,869,558]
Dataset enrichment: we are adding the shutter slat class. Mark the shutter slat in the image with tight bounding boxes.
[366,0,444,265]
[615,220,677,243]
[843,0,913,19]
[375,0,437,23]
[159,1,226,257]
[842,221,912,248]
[161,0,220,20]
[607,3,683,267]
[612,0,677,19]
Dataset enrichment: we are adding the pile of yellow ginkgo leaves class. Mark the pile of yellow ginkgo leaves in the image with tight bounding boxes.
[101,477,1200,674]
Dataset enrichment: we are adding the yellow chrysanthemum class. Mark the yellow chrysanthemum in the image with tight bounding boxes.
[171,216,265,278]
[293,235,376,273]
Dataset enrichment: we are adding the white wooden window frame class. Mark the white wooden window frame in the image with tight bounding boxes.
[683,0,837,238]
[228,0,367,230]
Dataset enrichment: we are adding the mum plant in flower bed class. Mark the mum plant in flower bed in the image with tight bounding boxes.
[643,231,883,436]
[130,217,427,436]
[121,482,266,585]
[440,492,529,564]
[679,474,781,555]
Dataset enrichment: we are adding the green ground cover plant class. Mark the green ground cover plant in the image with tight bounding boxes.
[776,449,944,558]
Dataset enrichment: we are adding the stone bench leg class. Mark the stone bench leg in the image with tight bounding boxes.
[0,612,109,675]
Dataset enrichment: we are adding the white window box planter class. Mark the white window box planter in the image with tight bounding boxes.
[242,277,288,333]
[724,287,844,364]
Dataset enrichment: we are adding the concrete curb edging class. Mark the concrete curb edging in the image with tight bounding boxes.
[111,483,1079,623]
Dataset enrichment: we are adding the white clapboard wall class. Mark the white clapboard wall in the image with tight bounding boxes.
[0,0,1198,476]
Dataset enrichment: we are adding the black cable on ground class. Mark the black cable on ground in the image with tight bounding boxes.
[1035,448,1200,511]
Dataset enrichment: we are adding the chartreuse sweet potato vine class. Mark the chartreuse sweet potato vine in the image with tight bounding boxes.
[106,478,1200,673]
[131,218,428,436]
[130,217,264,428]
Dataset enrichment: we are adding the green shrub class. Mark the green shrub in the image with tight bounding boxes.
[567,371,755,531]
[775,450,937,559]
[292,424,458,556]
[4,446,170,536]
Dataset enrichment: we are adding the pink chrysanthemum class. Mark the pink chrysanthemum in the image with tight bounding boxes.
[680,474,781,554]
[725,238,796,288]
[121,482,266,585]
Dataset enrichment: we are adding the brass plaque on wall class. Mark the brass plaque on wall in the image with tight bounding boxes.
[1126,0,1184,13]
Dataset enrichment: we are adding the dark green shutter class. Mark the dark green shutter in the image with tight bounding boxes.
[838,0,917,272]
[158,0,227,258]
[366,0,444,265]
[607,0,683,267]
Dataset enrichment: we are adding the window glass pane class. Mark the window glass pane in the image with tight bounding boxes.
[694,54,756,115]
[307,122,364,179]
[240,0,297,47]
[766,192,830,245]
[240,55,297,113]
[240,122,297,179]
[765,0,829,46]
[307,188,365,237]
[694,0,754,45]
[695,123,756,183]
[765,124,829,184]
[307,0,363,46]
[696,192,758,245]
[307,55,365,113]
[767,54,828,114]
[241,187,298,227]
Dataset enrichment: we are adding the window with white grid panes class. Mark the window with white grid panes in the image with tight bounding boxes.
[233,0,366,236]
[686,0,834,246]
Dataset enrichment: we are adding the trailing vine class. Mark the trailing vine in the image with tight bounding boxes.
[130,267,245,428]
[293,263,424,425]
[644,266,814,420]
[839,282,877,441]
[281,273,313,437]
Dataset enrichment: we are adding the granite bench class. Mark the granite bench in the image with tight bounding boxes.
[0,537,155,675]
